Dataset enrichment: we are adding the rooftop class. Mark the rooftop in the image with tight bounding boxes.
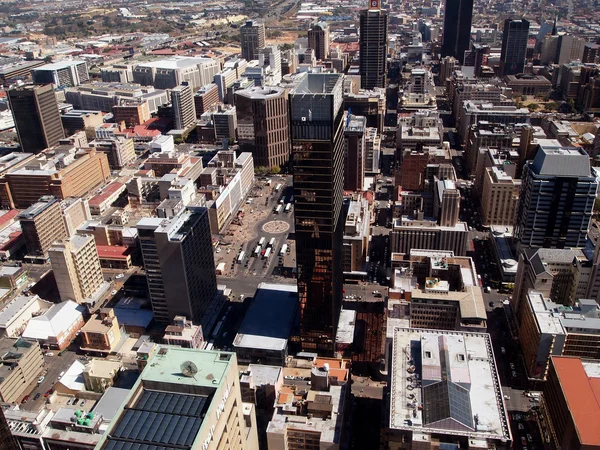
[531,145,592,178]
[33,60,86,71]
[135,55,215,70]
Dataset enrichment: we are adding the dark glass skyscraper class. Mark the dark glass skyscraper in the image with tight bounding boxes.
[500,19,530,76]
[289,73,344,355]
[359,0,388,89]
[0,407,18,450]
[441,0,474,64]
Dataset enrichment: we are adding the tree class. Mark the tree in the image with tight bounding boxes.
[279,43,294,51]
[255,166,268,175]
[527,103,540,112]
[270,165,281,174]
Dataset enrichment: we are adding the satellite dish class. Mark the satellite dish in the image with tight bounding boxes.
[180,361,198,377]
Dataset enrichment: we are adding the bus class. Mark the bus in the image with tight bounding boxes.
[274,205,282,214]
[263,248,271,259]
[279,244,288,256]
[275,183,282,192]
[285,203,292,212]
[258,237,266,247]
[268,238,275,248]
[237,251,245,263]
[253,245,261,256]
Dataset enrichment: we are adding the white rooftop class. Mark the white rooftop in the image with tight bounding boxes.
[22,300,85,341]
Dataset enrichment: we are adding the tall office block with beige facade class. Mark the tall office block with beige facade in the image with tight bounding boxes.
[481,166,520,226]
[49,234,105,303]
[0,338,45,403]
[18,196,67,261]
[95,346,259,450]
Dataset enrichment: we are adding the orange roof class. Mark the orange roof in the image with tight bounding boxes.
[552,356,600,446]
[0,209,19,228]
[96,245,130,260]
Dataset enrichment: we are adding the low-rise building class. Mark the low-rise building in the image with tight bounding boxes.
[22,300,86,350]
[0,295,52,338]
[503,74,552,96]
[88,182,127,215]
[80,309,123,354]
[0,338,45,403]
[162,315,203,349]
[390,216,469,256]
[83,359,123,393]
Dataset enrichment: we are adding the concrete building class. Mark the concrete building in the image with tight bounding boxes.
[171,83,197,131]
[49,234,105,304]
[89,137,136,170]
[163,315,204,349]
[132,56,220,91]
[359,0,388,89]
[18,196,67,261]
[343,114,367,191]
[240,20,266,61]
[0,406,18,450]
[95,346,259,450]
[343,89,386,132]
[65,83,169,114]
[365,126,381,174]
[503,74,552,96]
[235,86,290,169]
[515,146,597,249]
[8,84,65,154]
[31,60,89,87]
[212,106,237,141]
[60,110,104,136]
[83,359,123,393]
[0,146,110,209]
[21,300,86,350]
[500,19,530,75]
[384,328,511,449]
[0,338,44,403]
[397,110,443,155]
[458,101,530,142]
[481,167,520,226]
[194,83,220,116]
[136,206,220,330]
[308,22,330,60]
[434,179,460,227]
[519,291,600,379]
[112,101,151,127]
[343,198,370,274]
[540,357,600,450]
[0,295,51,338]
[80,309,123,354]
[391,216,469,256]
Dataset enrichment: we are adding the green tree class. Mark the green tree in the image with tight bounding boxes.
[270,165,281,174]
[528,103,540,112]
[255,166,268,175]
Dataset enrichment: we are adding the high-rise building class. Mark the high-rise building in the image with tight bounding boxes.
[289,73,345,354]
[441,0,474,63]
[0,406,18,450]
[258,46,282,85]
[31,60,89,87]
[343,113,367,191]
[515,146,598,249]
[171,83,197,130]
[8,84,65,154]
[359,0,388,89]
[0,338,44,403]
[95,347,259,450]
[18,196,68,261]
[235,86,290,169]
[240,20,266,61]
[49,234,105,303]
[500,19,530,76]
[435,179,460,227]
[308,22,330,60]
[136,206,220,329]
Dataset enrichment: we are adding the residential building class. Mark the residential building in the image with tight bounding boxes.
[519,291,600,379]
[240,20,266,61]
[583,42,599,64]
[540,357,600,450]
[441,0,474,63]
[308,22,330,60]
[289,73,345,354]
[481,167,520,226]
[384,328,512,449]
[0,338,44,403]
[343,198,370,272]
[212,106,237,141]
[18,196,67,261]
[136,206,220,330]
[95,346,259,450]
[515,146,597,249]
[365,127,381,174]
[80,309,123,354]
[390,216,469,256]
[235,86,290,169]
[359,0,388,89]
[49,234,105,304]
[163,315,204,349]
[89,137,136,170]
[21,300,86,350]
[8,84,65,154]
[343,114,367,191]
[132,56,220,91]
[171,83,197,130]
[500,19,530,75]
[31,60,89,87]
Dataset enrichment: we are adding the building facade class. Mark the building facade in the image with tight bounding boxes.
[240,20,266,61]
[308,22,330,61]
[359,1,388,89]
[18,196,67,261]
[441,0,474,63]
[500,19,530,76]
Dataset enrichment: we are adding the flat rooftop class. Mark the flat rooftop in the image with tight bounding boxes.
[390,328,511,441]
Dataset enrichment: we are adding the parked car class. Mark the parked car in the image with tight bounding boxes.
[34,393,41,401]
[37,376,45,384]
[22,396,29,404]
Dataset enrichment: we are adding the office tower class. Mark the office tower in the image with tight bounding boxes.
[289,73,345,354]
[515,146,597,249]
[0,406,18,450]
[8,84,65,154]
[240,20,266,61]
[500,19,530,76]
[31,60,89,87]
[359,0,388,89]
[308,22,330,60]
[18,196,68,262]
[136,206,219,329]
[435,179,460,227]
[441,0,474,63]
[49,234,104,303]
[96,347,259,450]
[170,83,197,130]
[583,42,600,63]
[235,86,290,169]
[194,83,219,116]
[113,101,151,127]
[259,46,282,85]
[132,56,220,91]
[343,113,367,191]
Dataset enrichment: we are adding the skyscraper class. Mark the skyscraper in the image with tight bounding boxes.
[18,196,68,262]
[359,0,388,89]
[240,20,266,61]
[441,0,474,63]
[0,406,18,450]
[515,145,597,249]
[290,73,344,354]
[8,84,65,153]
[136,205,220,330]
[308,22,330,61]
[235,86,290,169]
[343,113,367,191]
[500,19,530,76]
[170,83,196,130]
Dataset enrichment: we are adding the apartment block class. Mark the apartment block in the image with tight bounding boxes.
[80,308,123,353]
[481,167,520,226]
[171,83,197,130]
[89,137,136,170]
[0,338,44,403]
[49,234,105,304]
[240,20,266,61]
[18,196,67,261]
[194,83,220,116]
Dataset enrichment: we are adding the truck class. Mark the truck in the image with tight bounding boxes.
[258,237,266,247]
[275,183,282,192]
[274,205,282,214]
[279,244,288,256]
[263,248,271,259]
[253,245,261,256]
[285,203,292,212]
[268,238,275,248]
[237,251,245,263]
